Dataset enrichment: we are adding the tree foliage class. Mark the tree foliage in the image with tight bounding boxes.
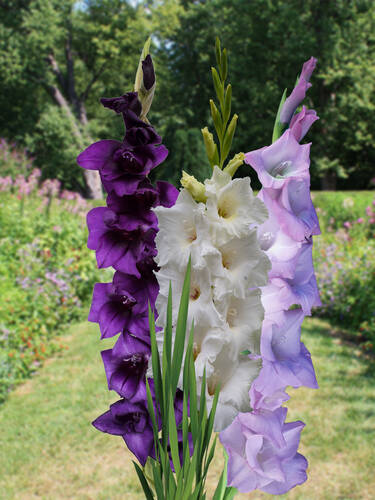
[1,0,374,191]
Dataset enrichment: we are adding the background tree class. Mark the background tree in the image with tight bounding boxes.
[0,0,149,196]
[152,0,375,190]
[0,0,374,193]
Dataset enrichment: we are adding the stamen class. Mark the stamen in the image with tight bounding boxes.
[190,285,201,301]
[270,160,292,178]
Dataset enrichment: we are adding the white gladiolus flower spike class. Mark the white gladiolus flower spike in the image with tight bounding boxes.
[153,165,271,431]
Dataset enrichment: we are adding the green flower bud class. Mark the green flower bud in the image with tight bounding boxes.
[223,152,245,177]
[180,171,207,203]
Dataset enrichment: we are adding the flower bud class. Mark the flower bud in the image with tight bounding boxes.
[180,171,207,203]
[223,152,245,177]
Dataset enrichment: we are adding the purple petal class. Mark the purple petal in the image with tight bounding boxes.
[100,92,142,116]
[142,55,155,90]
[124,425,154,466]
[77,140,120,171]
[290,106,319,142]
[156,181,179,207]
[261,453,308,495]
[86,207,108,250]
[280,78,311,125]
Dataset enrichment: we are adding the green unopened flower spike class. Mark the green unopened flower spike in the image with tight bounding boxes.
[202,38,239,170]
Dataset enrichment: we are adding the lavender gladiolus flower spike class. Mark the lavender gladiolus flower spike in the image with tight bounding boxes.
[280,57,317,125]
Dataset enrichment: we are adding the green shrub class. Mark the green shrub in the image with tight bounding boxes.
[0,189,106,402]
[312,191,374,232]
[313,230,375,351]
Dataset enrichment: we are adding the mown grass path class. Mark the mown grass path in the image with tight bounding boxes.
[0,318,374,499]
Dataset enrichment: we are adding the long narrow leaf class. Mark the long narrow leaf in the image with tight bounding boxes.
[188,346,198,442]
[272,87,287,143]
[168,391,181,476]
[161,284,173,449]
[203,383,220,454]
[202,436,217,479]
[152,462,164,499]
[146,378,160,462]
[149,305,163,419]
[171,259,191,396]
[133,462,154,500]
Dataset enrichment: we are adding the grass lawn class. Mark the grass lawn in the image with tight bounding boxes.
[0,317,374,500]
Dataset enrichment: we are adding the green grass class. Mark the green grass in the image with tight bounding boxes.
[0,317,374,499]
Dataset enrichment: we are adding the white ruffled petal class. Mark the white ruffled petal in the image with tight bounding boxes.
[205,168,268,246]
[154,189,217,271]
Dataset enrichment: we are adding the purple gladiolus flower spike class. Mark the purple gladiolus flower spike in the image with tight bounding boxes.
[290,106,319,142]
[245,130,310,190]
[101,333,150,402]
[220,407,308,495]
[280,57,317,125]
[88,271,158,338]
[92,398,156,466]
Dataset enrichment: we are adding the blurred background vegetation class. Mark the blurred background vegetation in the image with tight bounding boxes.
[1,2,375,498]
[1,0,375,195]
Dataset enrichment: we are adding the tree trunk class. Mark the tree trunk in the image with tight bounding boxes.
[45,80,102,199]
[82,169,103,199]
[46,48,102,200]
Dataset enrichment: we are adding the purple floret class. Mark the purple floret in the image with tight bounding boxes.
[92,398,156,466]
[245,130,310,190]
[250,310,318,412]
[77,139,168,197]
[220,407,308,495]
[88,271,158,338]
[100,91,142,116]
[101,333,150,402]
[280,57,317,125]
[87,207,157,277]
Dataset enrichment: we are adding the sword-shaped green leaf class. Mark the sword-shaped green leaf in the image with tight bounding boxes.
[272,87,287,143]
[133,461,154,500]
